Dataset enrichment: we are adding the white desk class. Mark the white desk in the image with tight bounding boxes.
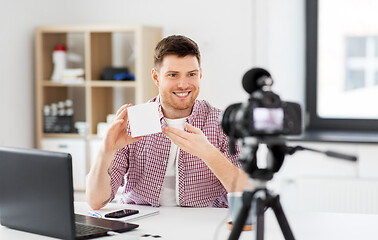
[1,201,378,239]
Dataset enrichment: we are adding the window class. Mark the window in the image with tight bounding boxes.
[345,36,378,91]
[306,0,378,131]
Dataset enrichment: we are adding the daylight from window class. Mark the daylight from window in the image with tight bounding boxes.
[317,0,378,119]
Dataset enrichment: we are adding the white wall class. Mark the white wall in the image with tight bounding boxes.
[0,0,261,148]
[267,0,305,104]
[0,0,306,149]
[0,1,67,148]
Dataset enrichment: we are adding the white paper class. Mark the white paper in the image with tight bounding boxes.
[127,102,162,137]
[88,205,160,222]
[121,208,159,221]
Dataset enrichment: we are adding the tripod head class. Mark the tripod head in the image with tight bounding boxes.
[238,136,358,181]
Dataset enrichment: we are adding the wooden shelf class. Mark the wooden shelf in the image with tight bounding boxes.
[89,80,136,87]
[42,81,86,87]
[42,80,137,88]
[35,25,161,146]
[42,133,86,139]
[35,25,162,190]
[42,133,105,140]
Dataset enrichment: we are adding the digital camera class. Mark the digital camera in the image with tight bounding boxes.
[221,68,302,139]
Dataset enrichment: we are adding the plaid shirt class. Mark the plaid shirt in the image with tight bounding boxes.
[110,96,240,207]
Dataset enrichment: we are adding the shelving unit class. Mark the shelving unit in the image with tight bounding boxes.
[35,25,162,190]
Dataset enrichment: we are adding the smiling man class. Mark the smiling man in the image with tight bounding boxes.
[86,35,248,209]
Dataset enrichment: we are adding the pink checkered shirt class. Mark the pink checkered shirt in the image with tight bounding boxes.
[110,96,240,207]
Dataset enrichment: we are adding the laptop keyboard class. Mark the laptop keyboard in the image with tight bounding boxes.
[75,222,110,238]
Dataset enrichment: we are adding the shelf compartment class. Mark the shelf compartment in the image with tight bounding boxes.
[90,31,135,81]
[40,32,86,81]
[41,33,67,80]
[90,86,135,135]
[43,86,86,130]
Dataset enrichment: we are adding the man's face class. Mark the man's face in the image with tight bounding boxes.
[152,54,202,119]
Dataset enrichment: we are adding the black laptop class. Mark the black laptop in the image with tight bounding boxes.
[0,146,138,239]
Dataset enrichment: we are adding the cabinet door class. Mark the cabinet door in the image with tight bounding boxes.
[89,139,123,197]
[89,138,102,168]
[41,138,87,190]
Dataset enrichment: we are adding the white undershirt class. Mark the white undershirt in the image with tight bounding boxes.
[158,117,186,206]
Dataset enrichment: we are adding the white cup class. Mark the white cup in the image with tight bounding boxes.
[74,121,88,135]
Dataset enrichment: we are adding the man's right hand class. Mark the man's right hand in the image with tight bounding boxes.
[104,104,142,153]
[86,103,142,210]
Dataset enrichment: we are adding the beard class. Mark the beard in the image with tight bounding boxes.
[159,87,199,115]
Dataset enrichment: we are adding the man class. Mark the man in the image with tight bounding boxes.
[86,35,248,210]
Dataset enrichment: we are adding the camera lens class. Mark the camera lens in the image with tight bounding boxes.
[221,103,242,136]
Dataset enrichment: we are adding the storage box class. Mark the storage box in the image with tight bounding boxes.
[43,115,73,133]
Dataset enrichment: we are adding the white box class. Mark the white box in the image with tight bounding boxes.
[127,102,162,137]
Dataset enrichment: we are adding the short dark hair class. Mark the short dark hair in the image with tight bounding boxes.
[154,35,201,68]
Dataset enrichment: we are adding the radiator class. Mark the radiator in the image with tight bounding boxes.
[280,177,378,214]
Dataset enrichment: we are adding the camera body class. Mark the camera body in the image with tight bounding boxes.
[221,68,302,139]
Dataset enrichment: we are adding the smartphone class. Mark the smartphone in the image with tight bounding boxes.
[104,209,139,218]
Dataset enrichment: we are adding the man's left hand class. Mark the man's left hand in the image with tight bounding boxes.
[162,123,215,159]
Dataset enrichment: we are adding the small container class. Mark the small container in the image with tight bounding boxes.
[51,44,67,82]
[74,122,88,135]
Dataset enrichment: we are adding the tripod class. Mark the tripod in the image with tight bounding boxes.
[228,137,295,240]
[228,137,357,240]
[228,183,294,240]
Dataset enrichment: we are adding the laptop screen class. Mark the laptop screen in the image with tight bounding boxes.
[0,146,76,239]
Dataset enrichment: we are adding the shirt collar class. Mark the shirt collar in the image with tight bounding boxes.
[153,95,167,127]
[186,100,200,125]
[152,95,199,127]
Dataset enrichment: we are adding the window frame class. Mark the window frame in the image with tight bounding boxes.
[305,0,378,132]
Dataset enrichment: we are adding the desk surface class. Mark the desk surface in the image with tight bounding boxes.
[1,201,378,240]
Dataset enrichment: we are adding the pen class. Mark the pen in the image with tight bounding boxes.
[88,210,102,218]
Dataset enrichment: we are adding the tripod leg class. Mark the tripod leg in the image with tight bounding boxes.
[228,191,254,240]
[255,197,265,240]
[270,195,295,240]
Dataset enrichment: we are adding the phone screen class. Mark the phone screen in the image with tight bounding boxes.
[104,209,139,218]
